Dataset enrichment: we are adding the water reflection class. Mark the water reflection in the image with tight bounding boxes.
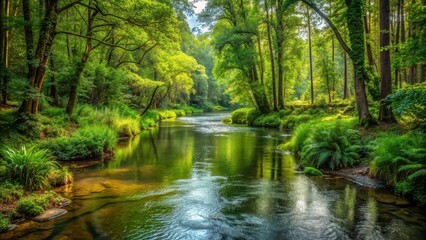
[2,113,426,240]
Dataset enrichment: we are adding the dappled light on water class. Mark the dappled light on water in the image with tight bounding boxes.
[2,113,425,240]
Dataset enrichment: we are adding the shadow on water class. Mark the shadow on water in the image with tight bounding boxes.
[2,112,426,240]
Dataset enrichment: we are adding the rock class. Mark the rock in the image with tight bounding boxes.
[33,208,67,222]
[7,224,17,231]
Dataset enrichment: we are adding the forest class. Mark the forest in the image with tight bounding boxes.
[0,0,425,238]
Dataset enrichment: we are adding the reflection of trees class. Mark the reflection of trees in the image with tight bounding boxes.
[335,185,357,227]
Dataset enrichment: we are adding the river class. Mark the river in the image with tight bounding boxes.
[3,113,426,239]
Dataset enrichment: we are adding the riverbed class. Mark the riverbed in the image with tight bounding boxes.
[2,113,426,239]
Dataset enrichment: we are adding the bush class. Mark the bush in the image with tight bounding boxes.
[1,147,58,191]
[40,124,118,161]
[281,123,313,155]
[304,167,323,176]
[301,121,361,170]
[48,166,73,186]
[386,83,426,129]
[158,110,177,119]
[16,191,59,217]
[0,182,24,204]
[231,108,254,124]
[222,117,232,124]
[0,213,9,232]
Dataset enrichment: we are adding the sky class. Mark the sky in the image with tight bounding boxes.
[186,0,208,34]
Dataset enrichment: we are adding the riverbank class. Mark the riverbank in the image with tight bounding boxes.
[228,104,426,207]
[0,104,209,233]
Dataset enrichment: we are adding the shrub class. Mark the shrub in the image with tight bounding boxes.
[301,122,361,170]
[386,83,426,129]
[282,123,313,154]
[304,167,323,176]
[48,166,74,186]
[231,108,254,124]
[16,191,62,217]
[1,147,58,191]
[40,124,118,161]
[0,214,9,232]
[0,182,24,204]
[252,112,282,127]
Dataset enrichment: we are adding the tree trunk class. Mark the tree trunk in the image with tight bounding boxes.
[421,64,426,82]
[394,0,401,88]
[49,54,59,106]
[343,50,349,99]
[141,86,160,116]
[66,7,98,115]
[256,36,264,85]
[345,0,374,125]
[19,0,59,115]
[401,0,406,84]
[265,0,278,111]
[364,15,376,70]
[379,0,395,123]
[306,6,314,105]
[276,0,285,109]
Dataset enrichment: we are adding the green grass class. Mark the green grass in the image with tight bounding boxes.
[1,147,58,191]
[48,166,73,187]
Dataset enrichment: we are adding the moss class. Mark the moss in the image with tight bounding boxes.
[304,167,323,176]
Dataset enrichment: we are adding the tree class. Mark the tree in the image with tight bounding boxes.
[379,0,395,122]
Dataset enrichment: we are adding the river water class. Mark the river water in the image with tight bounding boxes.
[3,113,426,239]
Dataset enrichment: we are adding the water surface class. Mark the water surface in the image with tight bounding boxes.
[3,113,426,239]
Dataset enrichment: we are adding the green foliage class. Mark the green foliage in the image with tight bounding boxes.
[40,124,118,161]
[222,117,232,124]
[386,83,426,129]
[48,166,73,187]
[141,110,160,129]
[0,182,24,204]
[158,110,178,119]
[1,147,58,191]
[370,131,426,184]
[16,191,60,217]
[0,213,10,232]
[304,167,323,176]
[231,108,255,124]
[301,122,361,170]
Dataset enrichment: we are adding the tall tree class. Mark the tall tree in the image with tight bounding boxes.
[379,0,395,122]
[306,5,314,105]
[265,0,278,111]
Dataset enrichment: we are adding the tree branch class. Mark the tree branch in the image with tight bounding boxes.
[56,31,147,51]
[299,0,352,57]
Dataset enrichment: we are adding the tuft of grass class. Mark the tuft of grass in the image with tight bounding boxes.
[304,167,323,176]
[222,117,232,124]
[1,147,58,191]
[48,166,73,186]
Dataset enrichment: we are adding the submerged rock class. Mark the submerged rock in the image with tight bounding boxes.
[33,208,67,222]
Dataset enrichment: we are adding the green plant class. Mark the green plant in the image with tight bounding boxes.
[0,182,24,204]
[386,83,426,129]
[231,108,254,124]
[0,213,9,232]
[1,147,58,191]
[48,166,74,186]
[304,167,322,176]
[301,122,361,170]
[16,191,60,217]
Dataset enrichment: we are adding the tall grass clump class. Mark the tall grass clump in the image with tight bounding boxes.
[231,108,254,124]
[16,191,62,217]
[301,122,362,170]
[140,110,160,129]
[0,147,58,191]
[48,166,74,186]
